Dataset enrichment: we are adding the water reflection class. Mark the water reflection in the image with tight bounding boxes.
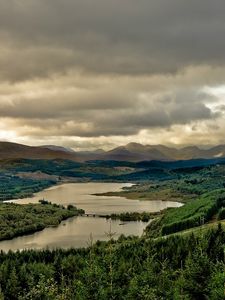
[1,182,182,251]
[0,216,147,252]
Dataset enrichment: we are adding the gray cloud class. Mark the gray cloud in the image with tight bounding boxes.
[0,87,217,138]
[0,0,225,148]
[1,0,225,81]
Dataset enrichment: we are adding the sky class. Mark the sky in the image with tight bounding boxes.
[0,0,225,151]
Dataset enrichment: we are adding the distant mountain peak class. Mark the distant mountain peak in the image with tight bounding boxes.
[0,141,225,162]
[41,145,75,153]
[182,146,200,151]
[126,142,143,147]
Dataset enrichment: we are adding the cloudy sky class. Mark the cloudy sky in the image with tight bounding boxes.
[0,0,225,150]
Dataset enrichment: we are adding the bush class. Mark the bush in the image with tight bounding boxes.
[218,208,225,220]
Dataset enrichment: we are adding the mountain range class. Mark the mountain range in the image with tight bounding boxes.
[1,141,225,162]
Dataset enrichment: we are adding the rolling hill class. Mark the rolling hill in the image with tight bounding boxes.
[0,142,79,161]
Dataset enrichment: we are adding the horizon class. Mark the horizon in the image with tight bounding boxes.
[0,140,225,152]
[0,1,225,150]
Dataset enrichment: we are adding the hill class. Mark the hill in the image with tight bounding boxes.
[1,141,225,162]
[0,142,80,161]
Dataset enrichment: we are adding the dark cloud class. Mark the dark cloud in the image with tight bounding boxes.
[1,0,225,80]
[0,0,225,148]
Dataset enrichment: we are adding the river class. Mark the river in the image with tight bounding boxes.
[0,182,182,251]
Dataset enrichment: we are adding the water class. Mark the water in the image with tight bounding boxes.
[0,217,147,252]
[0,182,182,251]
[8,182,182,214]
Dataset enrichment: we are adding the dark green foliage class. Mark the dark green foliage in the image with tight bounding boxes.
[0,226,224,299]
[218,207,225,220]
[0,203,83,241]
[107,212,155,222]
[0,174,55,201]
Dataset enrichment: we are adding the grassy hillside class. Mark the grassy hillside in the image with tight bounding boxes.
[146,189,225,237]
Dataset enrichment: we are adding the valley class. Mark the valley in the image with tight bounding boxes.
[0,154,225,248]
[1,182,181,250]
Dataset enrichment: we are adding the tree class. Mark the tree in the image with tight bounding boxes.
[5,267,19,300]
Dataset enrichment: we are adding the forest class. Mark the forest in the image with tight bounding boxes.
[0,174,55,201]
[146,189,225,237]
[0,225,224,299]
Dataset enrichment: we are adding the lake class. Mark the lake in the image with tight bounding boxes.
[0,182,182,251]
